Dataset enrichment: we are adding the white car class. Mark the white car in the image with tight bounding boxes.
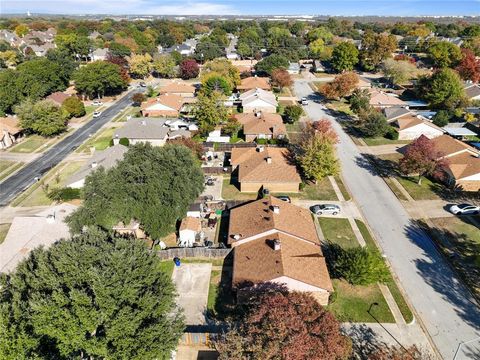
[310,204,341,216]
[93,111,102,118]
[92,100,103,106]
[300,97,309,105]
[449,203,479,215]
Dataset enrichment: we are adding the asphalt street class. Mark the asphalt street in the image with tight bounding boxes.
[0,89,137,206]
[295,80,480,360]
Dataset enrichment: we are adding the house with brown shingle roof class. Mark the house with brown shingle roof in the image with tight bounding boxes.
[141,94,186,117]
[237,76,271,91]
[230,146,301,193]
[46,92,70,106]
[228,196,333,305]
[0,117,23,149]
[465,84,480,101]
[159,81,196,97]
[234,112,287,142]
[369,89,408,108]
[393,115,444,140]
[430,134,480,191]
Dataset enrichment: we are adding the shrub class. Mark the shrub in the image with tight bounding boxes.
[283,105,304,123]
[119,137,129,146]
[385,126,399,140]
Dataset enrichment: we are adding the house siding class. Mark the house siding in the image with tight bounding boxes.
[129,138,167,147]
[398,124,443,140]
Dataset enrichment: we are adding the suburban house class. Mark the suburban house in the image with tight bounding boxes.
[25,43,55,57]
[65,144,128,188]
[313,60,325,73]
[178,216,202,247]
[465,84,480,101]
[141,94,186,117]
[0,117,23,149]
[234,112,287,142]
[430,134,480,191]
[369,89,408,108]
[228,196,333,305]
[0,204,77,273]
[230,146,301,193]
[159,81,196,98]
[240,88,278,114]
[46,92,70,106]
[91,48,109,61]
[391,115,444,140]
[237,76,271,91]
[113,117,191,146]
[384,107,412,122]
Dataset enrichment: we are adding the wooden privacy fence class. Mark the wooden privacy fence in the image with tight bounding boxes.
[155,247,231,261]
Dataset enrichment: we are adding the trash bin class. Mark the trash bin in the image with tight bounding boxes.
[174,257,181,267]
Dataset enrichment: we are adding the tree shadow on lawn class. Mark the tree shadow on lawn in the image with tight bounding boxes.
[355,153,400,178]
[404,220,480,329]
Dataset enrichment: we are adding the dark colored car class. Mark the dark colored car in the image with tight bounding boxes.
[276,195,291,203]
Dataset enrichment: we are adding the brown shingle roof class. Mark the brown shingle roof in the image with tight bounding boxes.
[180,216,201,232]
[431,134,477,157]
[231,147,301,184]
[368,89,407,107]
[46,92,70,105]
[237,76,271,90]
[233,232,333,291]
[159,81,196,95]
[228,196,318,246]
[142,94,184,111]
[234,113,286,137]
[465,85,480,99]
[0,117,21,135]
[396,116,424,130]
[446,152,480,180]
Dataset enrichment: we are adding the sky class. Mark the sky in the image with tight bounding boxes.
[2,0,479,16]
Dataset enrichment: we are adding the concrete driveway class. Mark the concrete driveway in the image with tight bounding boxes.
[200,176,223,200]
[292,199,362,219]
[172,263,212,325]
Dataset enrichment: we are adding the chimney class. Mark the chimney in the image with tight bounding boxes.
[272,205,280,214]
[257,146,265,153]
[273,239,281,250]
[91,161,98,169]
[266,156,272,164]
[113,134,120,146]
[233,234,241,240]
[255,111,262,118]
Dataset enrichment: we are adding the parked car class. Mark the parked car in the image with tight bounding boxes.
[92,100,103,106]
[93,111,102,118]
[139,82,146,87]
[205,177,215,186]
[301,97,308,105]
[449,203,479,215]
[276,195,291,203]
[310,204,341,216]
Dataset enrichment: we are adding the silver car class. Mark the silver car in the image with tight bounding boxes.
[449,203,479,215]
[311,204,341,216]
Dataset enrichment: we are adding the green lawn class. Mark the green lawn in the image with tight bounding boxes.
[0,162,24,181]
[299,178,338,201]
[363,137,410,146]
[355,219,414,323]
[396,176,442,200]
[0,160,15,173]
[12,161,85,207]
[286,122,302,133]
[78,127,117,153]
[334,176,351,201]
[159,260,175,277]
[318,217,358,248]
[208,270,221,313]
[326,100,353,116]
[274,87,292,97]
[113,106,141,122]
[0,223,11,245]
[9,135,48,153]
[85,105,95,116]
[221,176,258,201]
[327,280,395,323]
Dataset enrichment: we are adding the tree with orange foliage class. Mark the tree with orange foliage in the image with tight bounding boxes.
[456,48,480,83]
[320,72,359,99]
[271,68,293,90]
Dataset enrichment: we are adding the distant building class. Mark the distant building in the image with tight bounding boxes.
[91,48,109,61]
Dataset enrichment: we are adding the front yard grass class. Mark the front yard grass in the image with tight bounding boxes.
[326,100,353,116]
[0,223,11,245]
[0,160,15,173]
[78,127,118,153]
[286,122,302,133]
[363,137,410,146]
[334,176,351,201]
[299,178,338,201]
[318,217,358,248]
[396,176,442,201]
[9,135,48,153]
[12,161,85,207]
[159,260,175,277]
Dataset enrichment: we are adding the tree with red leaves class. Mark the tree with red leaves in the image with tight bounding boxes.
[106,54,131,84]
[456,48,480,83]
[215,290,352,360]
[399,135,449,185]
[271,68,293,90]
[320,72,359,99]
[301,119,339,145]
[179,58,199,79]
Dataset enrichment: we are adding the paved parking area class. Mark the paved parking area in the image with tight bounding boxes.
[200,176,223,200]
[172,263,212,325]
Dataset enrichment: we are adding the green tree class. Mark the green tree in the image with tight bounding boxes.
[331,42,359,72]
[418,68,466,110]
[14,24,29,37]
[15,99,67,136]
[153,54,177,78]
[193,92,229,134]
[67,144,204,239]
[74,61,127,99]
[0,69,22,115]
[427,41,462,68]
[194,41,224,61]
[349,88,371,114]
[360,30,397,71]
[309,38,325,59]
[254,54,289,75]
[61,96,86,118]
[223,117,242,138]
[201,74,232,96]
[299,136,339,181]
[46,48,77,83]
[432,110,451,127]
[201,58,241,88]
[128,53,152,79]
[382,58,418,85]
[328,245,390,285]
[108,42,132,57]
[0,228,184,360]
[283,105,304,124]
[307,26,334,43]
[361,110,389,138]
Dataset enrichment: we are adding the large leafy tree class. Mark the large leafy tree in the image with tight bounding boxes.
[193,92,228,134]
[46,48,77,83]
[271,68,292,90]
[194,41,224,61]
[283,105,304,124]
[128,53,152,79]
[331,42,359,73]
[74,61,127,99]
[179,58,199,79]
[320,72,358,99]
[15,99,67,136]
[201,74,232,96]
[0,228,184,360]
[399,135,449,184]
[254,54,289,75]
[359,30,397,71]
[361,110,389,138]
[201,58,240,88]
[382,58,418,85]
[67,143,204,239]
[456,48,480,83]
[298,135,339,181]
[215,290,351,360]
[153,54,177,78]
[61,96,86,118]
[108,41,132,58]
[417,68,466,110]
[427,41,462,68]
[0,69,22,115]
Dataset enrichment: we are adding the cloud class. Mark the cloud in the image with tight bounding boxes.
[2,0,239,15]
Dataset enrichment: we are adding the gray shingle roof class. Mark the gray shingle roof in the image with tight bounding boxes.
[114,118,170,140]
[383,107,411,121]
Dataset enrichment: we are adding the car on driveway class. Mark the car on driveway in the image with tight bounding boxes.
[310,204,341,216]
[93,111,102,118]
[92,100,103,106]
[449,203,479,215]
[276,195,291,203]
